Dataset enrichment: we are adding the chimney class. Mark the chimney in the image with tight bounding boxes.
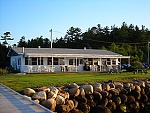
[22,47,24,53]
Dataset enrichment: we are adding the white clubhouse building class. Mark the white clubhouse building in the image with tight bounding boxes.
[7,47,130,73]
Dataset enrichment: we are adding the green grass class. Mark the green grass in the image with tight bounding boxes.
[0,72,150,92]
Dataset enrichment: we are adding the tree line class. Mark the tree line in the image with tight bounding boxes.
[1,22,150,68]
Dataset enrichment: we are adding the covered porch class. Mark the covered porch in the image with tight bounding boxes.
[21,56,130,73]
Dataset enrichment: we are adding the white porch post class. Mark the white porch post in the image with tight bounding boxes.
[76,57,77,72]
[128,58,130,65]
[52,57,54,67]
[40,57,41,72]
[99,58,101,72]
[28,57,30,73]
[120,58,121,70]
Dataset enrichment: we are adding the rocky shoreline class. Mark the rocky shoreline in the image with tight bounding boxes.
[22,78,150,113]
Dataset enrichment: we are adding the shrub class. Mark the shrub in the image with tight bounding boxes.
[0,68,8,75]
[6,66,20,73]
[127,61,144,72]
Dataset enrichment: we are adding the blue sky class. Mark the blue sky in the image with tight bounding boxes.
[0,0,150,45]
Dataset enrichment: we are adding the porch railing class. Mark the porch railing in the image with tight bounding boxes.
[23,65,55,73]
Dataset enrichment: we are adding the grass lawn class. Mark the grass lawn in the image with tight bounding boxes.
[0,71,150,92]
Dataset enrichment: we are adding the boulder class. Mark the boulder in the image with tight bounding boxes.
[107,101,116,111]
[109,89,119,96]
[78,103,90,113]
[41,98,56,111]
[80,85,93,94]
[124,82,131,88]
[32,91,47,100]
[23,95,31,100]
[93,82,102,92]
[101,91,109,98]
[75,96,87,104]
[119,94,128,104]
[66,100,74,110]
[37,86,50,93]
[55,105,70,113]
[58,91,69,100]
[102,84,110,91]
[72,99,78,109]
[69,88,80,96]
[68,83,79,89]
[79,88,85,97]
[109,83,115,89]
[93,91,102,102]
[135,85,141,92]
[100,98,108,107]
[94,105,111,113]
[69,109,83,113]
[33,99,40,104]
[48,87,59,99]
[114,82,123,89]
[56,95,65,105]
[23,88,35,97]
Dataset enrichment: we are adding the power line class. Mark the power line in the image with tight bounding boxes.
[85,38,148,45]
[51,29,149,45]
[53,30,66,35]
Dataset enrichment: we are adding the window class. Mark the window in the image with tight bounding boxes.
[69,59,74,65]
[18,58,21,65]
[32,57,37,65]
[88,58,93,65]
[53,58,58,65]
[102,59,107,65]
[107,58,111,65]
[59,58,65,65]
[38,57,43,65]
[93,58,98,65]
[47,57,52,65]
[25,57,31,65]
[75,59,83,65]
[112,59,116,65]
[25,57,43,65]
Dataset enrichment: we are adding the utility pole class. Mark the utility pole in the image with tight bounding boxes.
[49,29,52,48]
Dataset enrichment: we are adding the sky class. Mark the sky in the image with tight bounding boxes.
[0,0,150,46]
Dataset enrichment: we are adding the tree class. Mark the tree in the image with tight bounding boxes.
[65,27,83,48]
[0,43,9,68]
[109,42,118,52]
[0,32,14,45]
[18,36,27,47]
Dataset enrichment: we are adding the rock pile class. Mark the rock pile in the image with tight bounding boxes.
[22,79,150,113]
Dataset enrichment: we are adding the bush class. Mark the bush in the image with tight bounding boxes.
[0,68,8,75]
[126,61,144,72]
[6,66,20,73]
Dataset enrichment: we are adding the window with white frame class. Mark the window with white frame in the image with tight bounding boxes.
[25,57,43,65]
[53,57,58,65]
[75,59,83,65]
[32,57,37,65]
[59,58,65,65]
[38,57,43,65]
[112,59,116,65]
[107,58,111,65]
[102,59,107,65]
[18,58,21,65]
[69,59,74,65]
[47,57,52,65]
